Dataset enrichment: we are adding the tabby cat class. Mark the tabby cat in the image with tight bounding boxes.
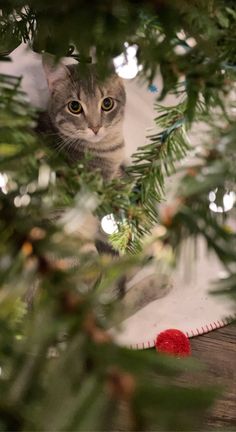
[37,55,171,314]
[39,55,126,180]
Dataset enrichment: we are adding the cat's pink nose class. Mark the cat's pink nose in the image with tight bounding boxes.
[90,125,100,135]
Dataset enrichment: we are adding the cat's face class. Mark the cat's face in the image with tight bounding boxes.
[43,57,126,144]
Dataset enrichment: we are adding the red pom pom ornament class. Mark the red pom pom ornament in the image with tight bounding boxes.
[155,329,191,356]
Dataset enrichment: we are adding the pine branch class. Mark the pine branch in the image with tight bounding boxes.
[1,2,236,429]
[159,119,236,277]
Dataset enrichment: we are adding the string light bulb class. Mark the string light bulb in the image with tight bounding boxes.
[101,214,118,235]
[0,172,8,194]
[113,43,141,79]
[209,189,236,213]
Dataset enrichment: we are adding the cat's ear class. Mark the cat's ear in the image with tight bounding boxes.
[42,53,70,91]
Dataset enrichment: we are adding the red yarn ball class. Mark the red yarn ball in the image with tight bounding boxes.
[155,329,191,356]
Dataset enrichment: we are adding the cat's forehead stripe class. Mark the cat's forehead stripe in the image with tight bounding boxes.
[98,86,104,98]
[77,73,97,97]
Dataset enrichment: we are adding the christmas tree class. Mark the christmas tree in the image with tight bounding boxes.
[0,1,236,430]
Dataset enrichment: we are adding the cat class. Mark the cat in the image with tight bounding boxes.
[38,54,126,180]
[37,55,171,315]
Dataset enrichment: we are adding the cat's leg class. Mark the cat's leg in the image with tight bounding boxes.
[120,263,172,319]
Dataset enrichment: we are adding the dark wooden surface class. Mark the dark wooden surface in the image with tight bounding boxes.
[190,322,236,429]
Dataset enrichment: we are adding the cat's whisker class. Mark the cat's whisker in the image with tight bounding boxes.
[61,136,75,149]
[54,137,69,153]
[54,136,77,155]
[67,138,77,152]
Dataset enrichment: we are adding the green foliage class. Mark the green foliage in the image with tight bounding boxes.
[0,0,236,430]
[0,65,216,432]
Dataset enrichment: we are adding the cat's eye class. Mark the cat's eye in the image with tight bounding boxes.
[68,100,83,114]
[101,97,114,111]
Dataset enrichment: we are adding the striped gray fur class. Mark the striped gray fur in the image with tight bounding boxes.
[39,56,126,180]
